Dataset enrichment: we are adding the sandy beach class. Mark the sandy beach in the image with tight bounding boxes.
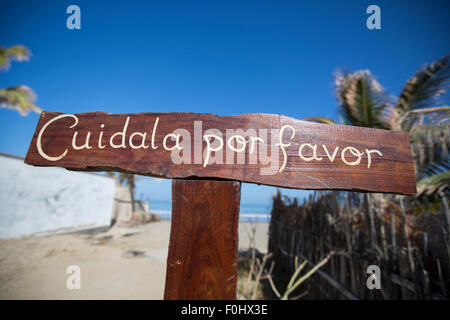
[0,220,269,299]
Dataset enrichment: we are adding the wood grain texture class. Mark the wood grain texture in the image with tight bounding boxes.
[164,179,241,300]
[25,111,416,194]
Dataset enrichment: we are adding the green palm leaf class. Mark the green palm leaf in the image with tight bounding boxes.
[0,45,31,70]
[408,108,449,182]
[0,86,41,115]
[334,70,389,129]
[416,171,450,198]
[304,116,337,124]
[393,55,450,131]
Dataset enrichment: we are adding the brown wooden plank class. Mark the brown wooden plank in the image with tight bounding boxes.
[164,179,241,300]
[24,111,416,194]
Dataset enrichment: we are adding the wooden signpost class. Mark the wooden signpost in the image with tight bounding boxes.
[25,111,416,299]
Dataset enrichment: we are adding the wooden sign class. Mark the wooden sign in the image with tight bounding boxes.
[25,111,416,194]
[24,110,417,300]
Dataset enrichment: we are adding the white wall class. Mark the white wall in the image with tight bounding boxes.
[0,154,116,239]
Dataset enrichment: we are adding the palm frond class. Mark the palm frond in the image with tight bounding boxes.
[334,69,390,129]
[416,171,450,198]
[408,108,449,180]
[0,45,31,70]
[0,86,41,115]
[304,116,337,124]
[392,55,450,130]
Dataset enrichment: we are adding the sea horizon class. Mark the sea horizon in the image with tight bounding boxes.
[149,200,271,222]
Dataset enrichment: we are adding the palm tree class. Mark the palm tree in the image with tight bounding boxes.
[106,172,137,212]
[0,45,41,115]
[118,173,136,212]
[306,55,450,199]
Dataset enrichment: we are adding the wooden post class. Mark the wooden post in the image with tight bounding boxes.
[164,179,241,300]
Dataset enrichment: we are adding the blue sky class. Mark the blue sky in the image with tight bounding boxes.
[1,0,449,205]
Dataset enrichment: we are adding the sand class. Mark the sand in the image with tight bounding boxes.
[0,220,269,299]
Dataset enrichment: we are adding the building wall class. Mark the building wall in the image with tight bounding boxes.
[0,154,116,239]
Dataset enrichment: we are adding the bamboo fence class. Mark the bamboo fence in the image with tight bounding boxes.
[268,190,450,300]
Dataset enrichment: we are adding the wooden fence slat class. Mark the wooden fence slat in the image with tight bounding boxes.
[164,179,241,300]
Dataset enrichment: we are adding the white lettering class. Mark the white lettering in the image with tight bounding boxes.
[275,125,295,172]
[37,114,78,161]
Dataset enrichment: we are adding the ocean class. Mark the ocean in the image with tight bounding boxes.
[149,200,271,222]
